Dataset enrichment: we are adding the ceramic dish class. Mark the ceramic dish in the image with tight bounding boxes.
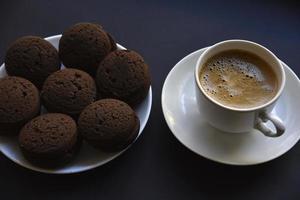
[0,35,152,174]
[162,47,300,165]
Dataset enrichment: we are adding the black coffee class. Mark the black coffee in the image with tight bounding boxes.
[199,50,278,109]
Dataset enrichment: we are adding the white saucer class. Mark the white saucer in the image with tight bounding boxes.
[0,35,152,174]
[162,47,300,165]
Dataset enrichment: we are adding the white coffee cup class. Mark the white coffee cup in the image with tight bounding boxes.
[195,40,285,137]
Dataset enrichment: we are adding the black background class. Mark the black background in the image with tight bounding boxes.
[0,0,300,199]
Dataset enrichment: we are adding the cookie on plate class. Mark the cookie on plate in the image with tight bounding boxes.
[59,22,115,76]
[78,99,140,152]
[96,50,151,106]
[19,113,79,167]
[0,76,40,135]
[41,68,97,118]
[5,36,60,89]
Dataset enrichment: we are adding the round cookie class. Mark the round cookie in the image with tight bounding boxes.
[96,50,151,106]
[41,68,97,118]
[78,99,140,152]
[5,36,60,89]
[19,113,79,167]
[0,76,40,135]
[59,22,112,76]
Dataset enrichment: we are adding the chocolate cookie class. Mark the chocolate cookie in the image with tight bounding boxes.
[19,113,79,167]
[0,76,40,135]
[41,68,97,118]
[59,22,113,76]
[96,50,151,106]
[78,99,140,152]
[5,36,60,89]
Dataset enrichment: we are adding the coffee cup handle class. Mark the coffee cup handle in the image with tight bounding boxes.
[255,112,285,137]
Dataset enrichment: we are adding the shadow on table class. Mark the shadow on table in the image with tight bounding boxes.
[158,124,296,199]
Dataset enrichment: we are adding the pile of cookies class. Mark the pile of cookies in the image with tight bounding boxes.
[0,22,151,167]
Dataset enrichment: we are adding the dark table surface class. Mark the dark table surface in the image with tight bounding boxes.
[0,0,300,199]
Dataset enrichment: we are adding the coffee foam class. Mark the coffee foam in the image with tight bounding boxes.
[199,50,278,109]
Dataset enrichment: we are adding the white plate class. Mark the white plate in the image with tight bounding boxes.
[162,47,300,165]
[0,35,152,174]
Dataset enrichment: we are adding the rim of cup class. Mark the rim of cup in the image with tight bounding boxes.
[195,39,286,112]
